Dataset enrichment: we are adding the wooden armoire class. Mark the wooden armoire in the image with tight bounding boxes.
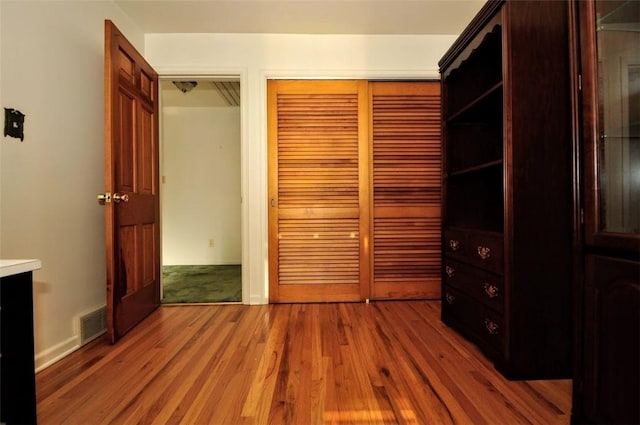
[438,0,573,380]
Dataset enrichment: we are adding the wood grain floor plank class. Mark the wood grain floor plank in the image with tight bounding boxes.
[241,304,290,424]
[126,306,249,424]
[37,306,202,424]
[36,301,571,424]
[372,301,484,424]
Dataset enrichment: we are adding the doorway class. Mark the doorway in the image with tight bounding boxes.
[159,78,242,304]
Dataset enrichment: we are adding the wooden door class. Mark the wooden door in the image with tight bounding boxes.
[369,81,441,300]
[268,80,370,302]
[103,20,160,342]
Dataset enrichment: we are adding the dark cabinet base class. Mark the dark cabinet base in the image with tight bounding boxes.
[573,255,640,425]
[1,272,38,425]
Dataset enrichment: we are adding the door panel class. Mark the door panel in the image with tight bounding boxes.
[370,82,442,299]
[104,20,160,342]
[268,80,370,302]
[140,104,155,193]
[583,255,640,424]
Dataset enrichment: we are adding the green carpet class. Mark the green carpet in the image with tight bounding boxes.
[162,265,241,303]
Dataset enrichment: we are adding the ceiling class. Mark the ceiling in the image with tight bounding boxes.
[114,0,486,35]
[144,1,487,107]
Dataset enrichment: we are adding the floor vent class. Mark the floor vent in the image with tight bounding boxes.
[79,306,106,345]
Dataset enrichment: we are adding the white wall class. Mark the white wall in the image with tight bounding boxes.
[145,33,458,305]
[0,1,144,369]
[161,106,241,265]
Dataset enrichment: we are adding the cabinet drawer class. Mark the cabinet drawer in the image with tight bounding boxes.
[443,259,503,313]
[442,285,504,353]
[443,228,503,273]
[466,231,503,273]
[443,229,468,259]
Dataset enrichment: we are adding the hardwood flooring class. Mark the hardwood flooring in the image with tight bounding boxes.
[36,301,571,424]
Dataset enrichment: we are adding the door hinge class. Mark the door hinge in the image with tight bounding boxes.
[578,74,582,91]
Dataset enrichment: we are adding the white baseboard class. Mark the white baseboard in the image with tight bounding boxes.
[35,336,80,372]
[249,294,268,305]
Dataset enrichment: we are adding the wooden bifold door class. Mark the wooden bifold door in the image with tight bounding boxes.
[268,80,441,303]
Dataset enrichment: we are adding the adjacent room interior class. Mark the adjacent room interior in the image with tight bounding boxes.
[160,78,242,303]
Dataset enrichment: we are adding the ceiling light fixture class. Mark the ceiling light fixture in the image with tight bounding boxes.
[172,81,198,94]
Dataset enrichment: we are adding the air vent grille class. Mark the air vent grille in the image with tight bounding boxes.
[79,306,106,345]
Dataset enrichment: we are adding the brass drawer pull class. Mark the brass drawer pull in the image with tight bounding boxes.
[449,239,460,251]
[445,266,455,278]
[445,293,455,304]
[484,318,499,335]
[477,245,491,260]
[483,283,499,299]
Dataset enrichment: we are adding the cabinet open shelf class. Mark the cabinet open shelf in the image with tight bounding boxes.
[444,25,503,116]
[448,159,503,178]
[446,82,503,123]
[445,164,504,233]
[445,159,503,178]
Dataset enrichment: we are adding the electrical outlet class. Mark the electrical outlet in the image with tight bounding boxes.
[209,239,215,247]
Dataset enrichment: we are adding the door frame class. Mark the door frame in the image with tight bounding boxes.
[156,70,249,305]
[262,71,442,303]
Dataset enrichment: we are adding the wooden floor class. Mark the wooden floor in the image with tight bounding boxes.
[36,301,572,424]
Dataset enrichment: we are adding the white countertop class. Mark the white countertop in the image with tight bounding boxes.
[0,259,42,278]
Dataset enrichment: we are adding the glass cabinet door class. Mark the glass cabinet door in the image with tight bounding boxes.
[582,0,640,253]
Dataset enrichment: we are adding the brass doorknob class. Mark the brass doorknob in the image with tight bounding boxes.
[113,193,129,203]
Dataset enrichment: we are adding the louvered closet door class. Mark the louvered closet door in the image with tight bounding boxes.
[370,82,441,300]
[268,80,370,303]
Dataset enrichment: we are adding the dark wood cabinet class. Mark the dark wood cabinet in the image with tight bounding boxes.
[571,1,640,423]
[579,255,640,424]
[1,270,39,425]
[439,0,573,380]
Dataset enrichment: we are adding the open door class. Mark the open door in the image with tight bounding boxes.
[101,20,160,343]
